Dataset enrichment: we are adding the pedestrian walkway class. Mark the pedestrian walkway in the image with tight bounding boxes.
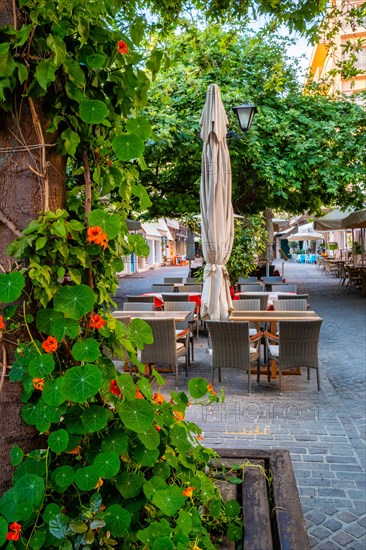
[115,260,366,549]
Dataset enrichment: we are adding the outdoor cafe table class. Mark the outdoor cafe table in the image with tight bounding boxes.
[112,310,191,322]
[143,292,201,310]
[229,310,321,378]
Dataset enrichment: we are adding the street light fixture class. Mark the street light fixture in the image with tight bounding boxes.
[232,104,258,133]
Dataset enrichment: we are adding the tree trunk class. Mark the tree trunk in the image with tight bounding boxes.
[0,94,66,493]
[265,208,274,276]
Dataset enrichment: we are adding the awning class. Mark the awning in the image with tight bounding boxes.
[343,208,366,229]
[165,219,180,230]
[313,208,355,231]
[126,219,142,231]
[141,222,163,238]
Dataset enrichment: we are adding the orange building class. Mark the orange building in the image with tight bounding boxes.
[307,0,365,97]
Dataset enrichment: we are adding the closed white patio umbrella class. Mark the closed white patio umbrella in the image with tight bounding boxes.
[200,84,234,320]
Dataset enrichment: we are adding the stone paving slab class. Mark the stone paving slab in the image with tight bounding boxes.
[116,259,366,548]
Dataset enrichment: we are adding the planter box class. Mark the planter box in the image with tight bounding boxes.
[213,448,310,550]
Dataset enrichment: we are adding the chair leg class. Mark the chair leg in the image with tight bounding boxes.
[278,366,282,394]
[190,335,194,361]
[248,368,251,394]
[316,367,321,391]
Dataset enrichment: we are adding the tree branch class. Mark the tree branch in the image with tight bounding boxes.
[28,97,49,211]
[0,208,21,237]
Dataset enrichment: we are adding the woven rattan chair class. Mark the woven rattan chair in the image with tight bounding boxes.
[185,277,199,284]
[261,276,283,283]
[151,284,175,293]
[127,295,155,303]
[277,293,309,301]
[264,319,323,393]
[273,299,307,311]
[345,266,362,293]
[140,318,189,388]
[238,277,258,284]
[232,299,261,335]
[165,301,197,360]
[162,293,189,303]
[164,277,183,283]
[206,321,262,394]
[178,284,203,293]
[122,302,154,311]
[238,284,264,292]
[237,293,269,311]
[269,284,297,293]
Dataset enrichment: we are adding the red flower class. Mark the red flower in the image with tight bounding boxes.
[182,486,196,497]
[207,383,217,396]
[153,392,165,405]
[135,386,144,399]
[42,336,58,353]
[173,410,184,422]
[155,425,162,432]
[6,522,21,541]
[89,314,106,329]
[87,226,109,249]
[116,40,128,55]
[32,378,45,391]
[110,380,121,396]
[197,434,204,441]
[0,315,5,330]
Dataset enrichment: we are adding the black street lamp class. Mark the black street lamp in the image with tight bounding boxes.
[232,104,258,133]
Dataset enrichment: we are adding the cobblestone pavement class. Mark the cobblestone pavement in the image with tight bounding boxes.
[115,260,366,548]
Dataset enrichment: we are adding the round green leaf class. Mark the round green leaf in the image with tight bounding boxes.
[79,99,108,124]
[86,54,106,69]
[75,466,100,490]
[118,399,154,433]
[44,402,67,423]
[104,504,131,537]
[224,499,241,518]
[0,272,25,303]
[63,364,102,403]
[29,354,55,378]
[28,527,47,549]
[36,309,66,340]
[0,489,23,522]
[153,538,173,550]
[21,402,38,426]
[93,452,120,479]
[115,372,135,400]
[81,405,112,432]
[117,471,144,499]
[0,516,9,546]
[88,209,121,239]
[48,429,69,453]
[10,446,24,466]
[112,134,144,161]
[53,466,75,489]
[143,476,167,500]
[138,427,160,450]
[101,430,128,454]
[188,377,208,399]
[227,523,243,542]
[134,446,159,467]
[152,487,186,516]
[54,284,95,320]
[42,378,66,407]
[13,473,44,506]
[126,116,152,140]
[43,503,62,523]
[72,338,100,362]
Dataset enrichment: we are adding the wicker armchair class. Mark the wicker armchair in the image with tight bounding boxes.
[165,301,197,360]
[185,277,199,284]
[273,299,307,311]
[237,277,258,283]
[269,284,297,293]
[151,284,175,293]
[164,277,183,283]
[232,299,261,335]
[178,284,203,293]
[238,284,264,292]
[277,293,309,301]
[237,293,269,311]
[206,321,262,394]
[140,318,189,388]
[264,319,323,393]
[122,302,154,311]
[126,295,155,303]
[161,293,189,303]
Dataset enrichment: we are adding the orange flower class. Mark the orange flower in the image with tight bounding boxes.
[110,380,122,396]
[207,383,217,396]
[155,425,161,432]
[0,315,5,330]
[87,226,104,242]
[173,410,184,422]
[89,314,106,329]
[116,40,128,55]
[42,336,58,353]
[196,434,204,441]
[153,392,165,405]
[32,378,45,391]
[135,386,144,399]
[6,522,21,541]
[66,446,81,455]
[182,486,196,497]
[94,478,104,489]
